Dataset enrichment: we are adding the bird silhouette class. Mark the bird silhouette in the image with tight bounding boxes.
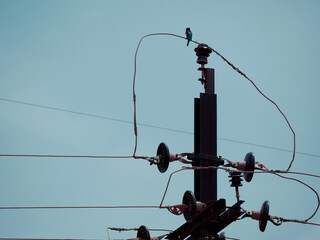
[185,28,192,46]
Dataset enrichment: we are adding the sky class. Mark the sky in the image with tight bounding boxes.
[0,0,319,239]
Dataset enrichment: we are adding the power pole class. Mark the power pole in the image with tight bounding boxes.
[193,44,223,237]
[166,44,244,240]
[132,44,274,240]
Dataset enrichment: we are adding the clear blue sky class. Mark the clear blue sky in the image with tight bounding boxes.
[0,0,319,239]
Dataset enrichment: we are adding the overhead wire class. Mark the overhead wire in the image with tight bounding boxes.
[0,205,160,210]
[161,166,320,224]
[0,154,135,159]
[1,97,318,158]
[132,33,296,171]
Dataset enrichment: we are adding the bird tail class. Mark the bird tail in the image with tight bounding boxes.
[187,40,190,46]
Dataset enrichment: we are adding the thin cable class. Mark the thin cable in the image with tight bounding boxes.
[0,205,160,210]
[202,45,296,171]
[2,97,315,158]
[272,217,320,226]
[132,33,295,171]
[182,166,320,221]
[203,45,296,171]
[0,154,158,164]
[271,170,320,178]
[255,163,320,220]
[268,171,320,221]
[0,97,193,135]
[132,33,188,157]
[159,169,184,208]
[0,154,134,159]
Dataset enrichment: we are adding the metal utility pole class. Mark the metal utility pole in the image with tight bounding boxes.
[167,44,244,240]
[193,44,224,237]
[139,43,269,240]
[194,44,219,203]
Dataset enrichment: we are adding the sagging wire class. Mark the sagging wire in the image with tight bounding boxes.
[0,152,192,167]
[159,169,185,208]
[0,205,161,210]
[4,97,316,158]
[0,203,188,218]
[0,154,162,166]
[159,165,320,226]
[269,216,320,227]
[0,154,136,159]
[132,33,190,158]
[132,32,296,171]
[255,162,320,221]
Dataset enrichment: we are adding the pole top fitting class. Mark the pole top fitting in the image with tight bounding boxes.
[194,43,212,65]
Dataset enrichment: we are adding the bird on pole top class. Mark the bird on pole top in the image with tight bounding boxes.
[185,27,192,46]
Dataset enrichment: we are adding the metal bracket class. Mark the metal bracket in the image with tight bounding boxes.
[209,200,245,234]
[193,154,224,166]
[165,199,226,240]
[165,204,188,216]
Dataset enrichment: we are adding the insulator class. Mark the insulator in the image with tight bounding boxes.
[243,152,255,182]
[218,232,226,240]
[259,201,270,232]
[246,200,270,232]
[156,142,170,173]
[182,190,197,222]
[137,225,151,240]
[194,44,212,65]
[229,171,243,187]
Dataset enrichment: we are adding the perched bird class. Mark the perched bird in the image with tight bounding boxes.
[185,28,192,46]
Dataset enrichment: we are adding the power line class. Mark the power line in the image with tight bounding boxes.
[131,33,296,172]
[0,97,318,158]
[0,154,135,159]
[203,42,296,171]
[0,205,160,210]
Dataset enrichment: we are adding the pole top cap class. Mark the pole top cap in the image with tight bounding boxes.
[194,43,212,65]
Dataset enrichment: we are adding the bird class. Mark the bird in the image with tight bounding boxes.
[185,28,192,46]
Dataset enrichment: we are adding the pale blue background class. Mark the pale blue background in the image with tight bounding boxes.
[0,0,319,239]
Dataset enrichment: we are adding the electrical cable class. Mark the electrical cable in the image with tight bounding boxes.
[266,171,319,221]
[159,169,185,208]
[204,45,296,172]
[254,163,320,221]
[0,97,193,135]
[0,154,161,165]
[132,33,188,157]
[2,97,317,158]
[0,205,160,210]
[270,216,320,226]
[0,154,135,159]
[132,33,296,171]
[161,166,320,224]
